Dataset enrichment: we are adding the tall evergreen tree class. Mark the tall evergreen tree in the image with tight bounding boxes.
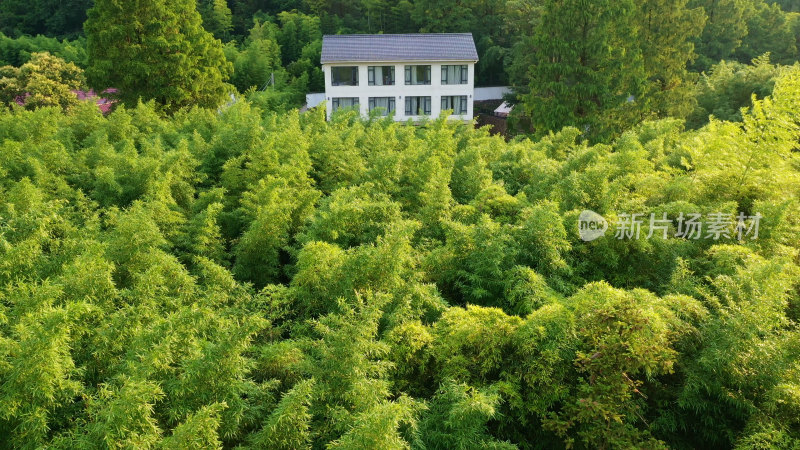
[636,0,706,118]
[515,0,707,139]
[689,0,755,69]
[736,0,799,63]
[519,0,645,141]
[199,0,234,41]
[84,0,233,111]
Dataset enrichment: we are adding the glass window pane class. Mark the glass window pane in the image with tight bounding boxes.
[380,66,394,85]
[405,65,431,85]
[442,65,466,85]
[331,66,358,86]
[404,96,431,115]
[368,66,394,86]
[332,97,359,112]
[368,97,395,115]
[441,96,468,115]
[415,66,424,84]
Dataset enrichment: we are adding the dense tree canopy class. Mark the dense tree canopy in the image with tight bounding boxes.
[3,1,800,448]
[84,0,233,111]
[0,63,799,448]
[0,33,86,68]
[514,0,706,141]
[2,0,800,126]
[0,0,91,38]
[0,51,85,110]
[199,0,235,41]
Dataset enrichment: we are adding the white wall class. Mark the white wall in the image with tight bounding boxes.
[322,61,475,121]
[306,92,325,108]
[474,86,511,101]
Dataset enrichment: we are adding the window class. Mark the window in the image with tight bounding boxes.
[441,95,468,115]
[368,66,395,86]
[441,65,468,85]
[404,65,431,85]
[331,66,358,86]
[331,97,359,112]
[405,96,431,116]
[368,97,396,115]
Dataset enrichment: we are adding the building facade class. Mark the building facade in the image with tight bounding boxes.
[321,33,479,121]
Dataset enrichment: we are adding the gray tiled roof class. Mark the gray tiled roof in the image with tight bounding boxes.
[321,33,478,63]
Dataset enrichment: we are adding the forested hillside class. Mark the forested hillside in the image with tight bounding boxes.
[1,59,800,448]
[2,0,800,448]
[4,0,800,134]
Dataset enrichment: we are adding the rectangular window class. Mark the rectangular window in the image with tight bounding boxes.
[441,65,468,85]
[368,97,396,115]
[404,65,431,85]
[441,95,468,115]
[331,97,359,112]
[331,66,358,86]
[404,96,431,116]
[368,66,395,86]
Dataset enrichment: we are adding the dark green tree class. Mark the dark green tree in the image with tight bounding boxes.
[0,0,91,38]
[517,0,646,141]
[636,0,706,119]
[689,0,754,69]
[737,0,798,63]
[199,0,234,41]
[84,0,233,111]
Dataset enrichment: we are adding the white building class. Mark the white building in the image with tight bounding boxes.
[321,33,479,122]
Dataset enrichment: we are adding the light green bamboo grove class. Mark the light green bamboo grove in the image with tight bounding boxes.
[1,67,800,449]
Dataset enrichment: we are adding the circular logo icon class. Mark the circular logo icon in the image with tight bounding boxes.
[578,210,608,242]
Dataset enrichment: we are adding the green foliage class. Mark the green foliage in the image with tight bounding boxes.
[326,395,420,449]
[514,0,707,142]
[299,183,403,248]
[0,0,91,38]
[4,0,800,113]
[636,0,707,119]
[159,402,227,449]
[0,33,87,67]
[0,51,85,110]
[198,0,234,41]
[546,283,703,448]
[220,14,321,107]
[737,1,799,64]
[515,0,643,141]
[1,65,800,449]
[688,54,785,128]
[417,381,517,449]
[225,34,282,93]
[249,379,315,449]
[84,0,233,111]
[689,0,753,69]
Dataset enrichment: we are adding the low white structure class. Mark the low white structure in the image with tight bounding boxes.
[494,101,513,118]
[306,92,325,109]
[321,33,479,121]
[474,86,511,101]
